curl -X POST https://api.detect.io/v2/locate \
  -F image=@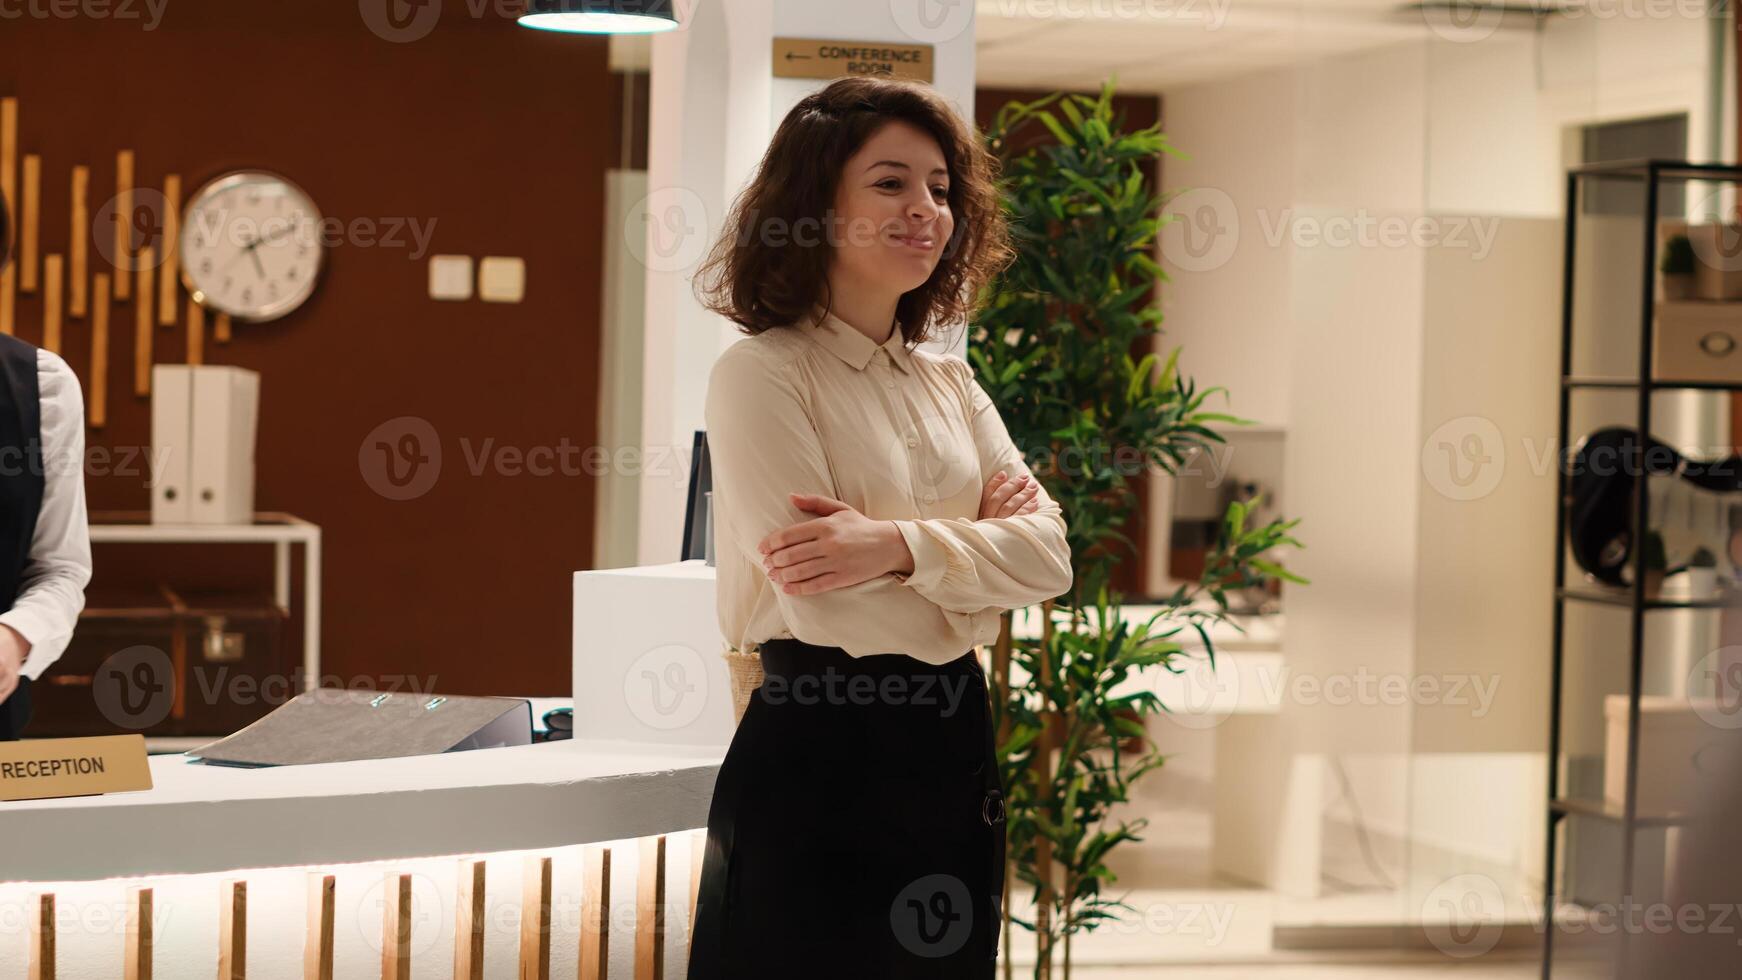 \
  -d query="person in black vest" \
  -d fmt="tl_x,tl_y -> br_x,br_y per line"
0,191 -> 92,740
